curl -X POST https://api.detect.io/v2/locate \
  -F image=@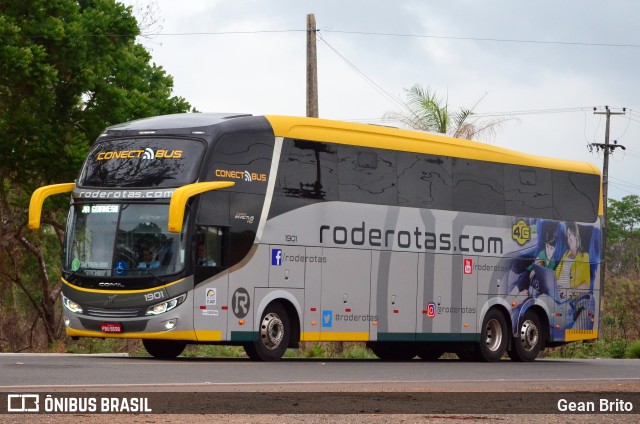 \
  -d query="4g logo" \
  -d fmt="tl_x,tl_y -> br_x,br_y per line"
512,220 -> 531,246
